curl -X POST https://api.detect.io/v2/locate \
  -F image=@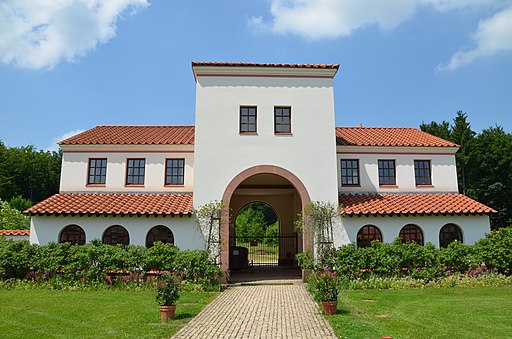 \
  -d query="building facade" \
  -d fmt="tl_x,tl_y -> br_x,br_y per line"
26,62 -> 495,275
